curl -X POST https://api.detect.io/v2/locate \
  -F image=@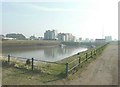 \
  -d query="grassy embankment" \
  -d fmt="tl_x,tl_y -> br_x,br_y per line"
1,40 -> 108,85
2,39 -> 60,45
2,40 -> 61,51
